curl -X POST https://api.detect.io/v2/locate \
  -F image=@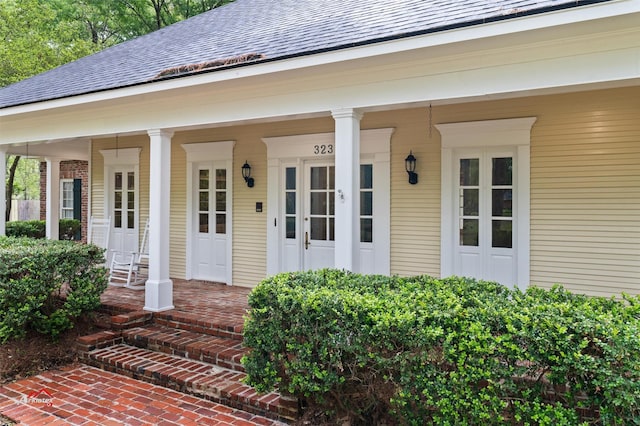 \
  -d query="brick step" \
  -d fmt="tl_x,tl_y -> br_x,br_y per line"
122,324 -> 247,372
84,344 -> 297,422
153,310 -> 244,341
